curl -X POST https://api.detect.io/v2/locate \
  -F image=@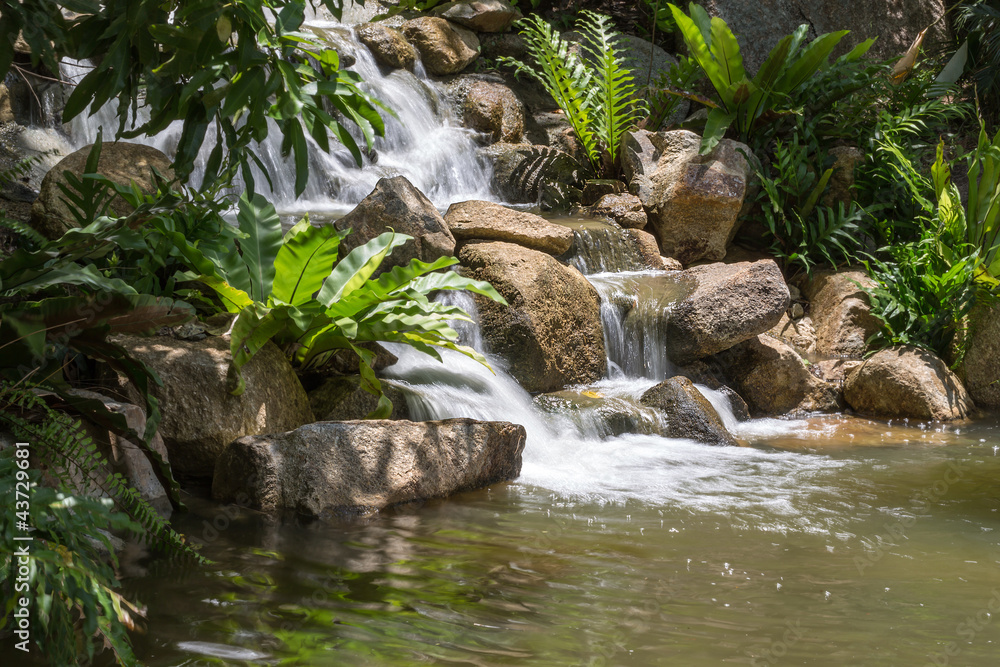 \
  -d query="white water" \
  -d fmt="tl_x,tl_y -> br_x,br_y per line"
56,9 -> 494,212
